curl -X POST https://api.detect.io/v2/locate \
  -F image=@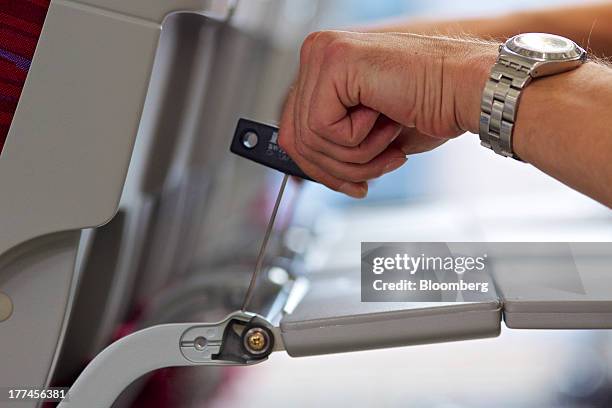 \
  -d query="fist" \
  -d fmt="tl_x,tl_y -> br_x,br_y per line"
278,31 -> 493,197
